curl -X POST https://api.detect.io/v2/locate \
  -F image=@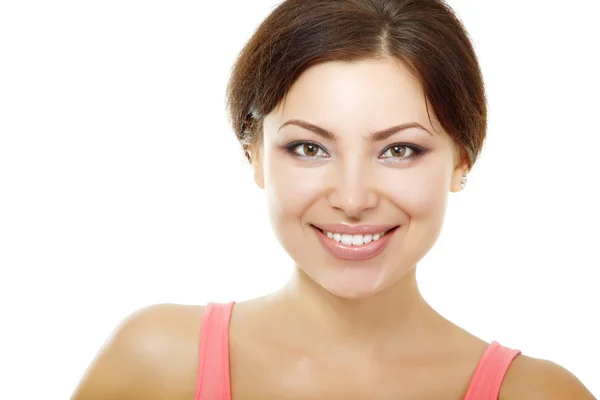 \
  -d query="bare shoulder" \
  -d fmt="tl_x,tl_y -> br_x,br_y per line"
500,354 -> 596,399
71,303 -> 206,400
